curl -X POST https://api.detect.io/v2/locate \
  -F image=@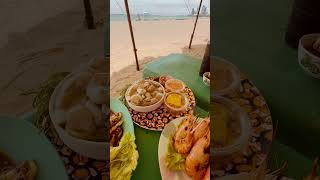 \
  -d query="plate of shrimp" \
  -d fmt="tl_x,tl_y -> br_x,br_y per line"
158,115 -> 211,180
